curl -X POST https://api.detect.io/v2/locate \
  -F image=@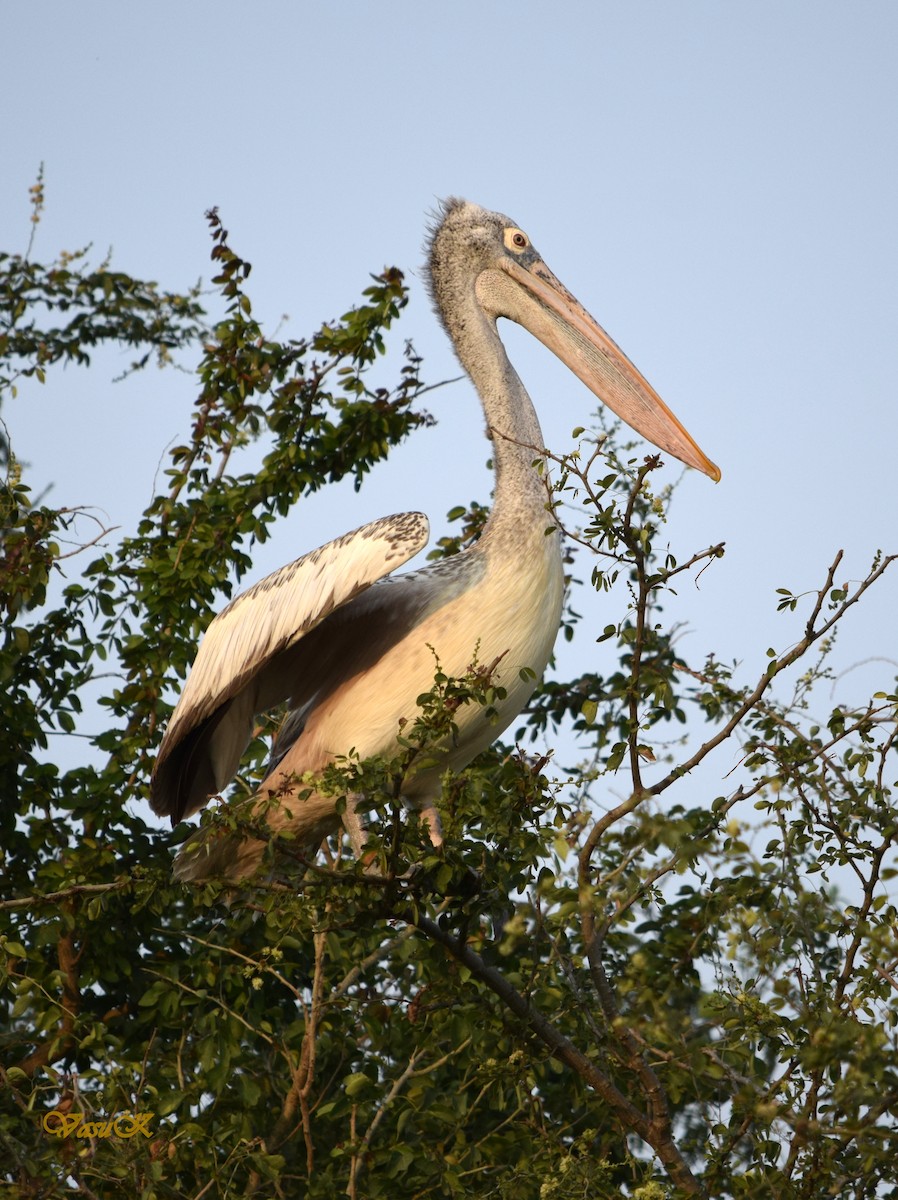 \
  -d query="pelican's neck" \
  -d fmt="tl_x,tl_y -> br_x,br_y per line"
445,298 -> 554,544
